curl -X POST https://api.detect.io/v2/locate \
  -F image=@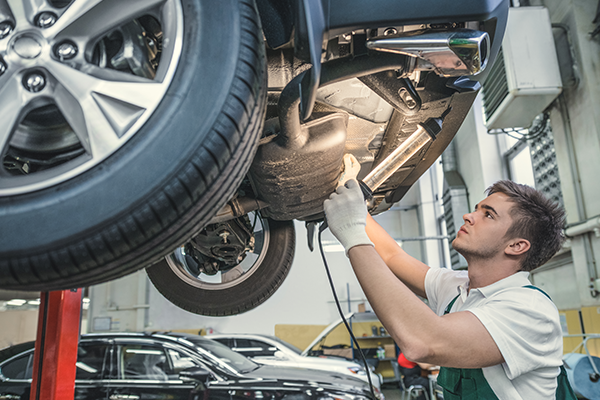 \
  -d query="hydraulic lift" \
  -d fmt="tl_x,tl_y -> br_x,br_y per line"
30,289 -> 83,400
